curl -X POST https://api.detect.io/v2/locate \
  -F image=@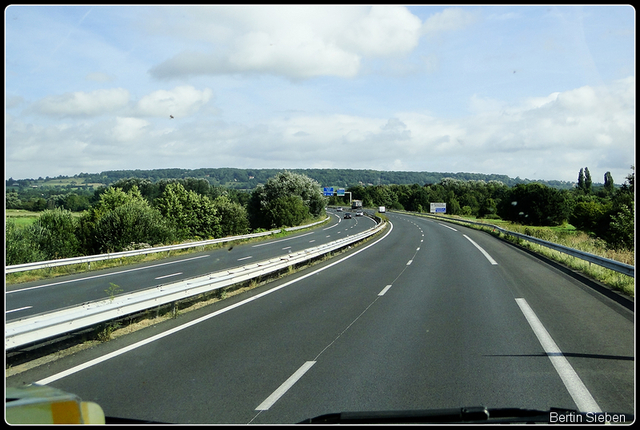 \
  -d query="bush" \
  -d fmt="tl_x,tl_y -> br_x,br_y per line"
5,219 -> 47,265
32,208 -> 81,259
